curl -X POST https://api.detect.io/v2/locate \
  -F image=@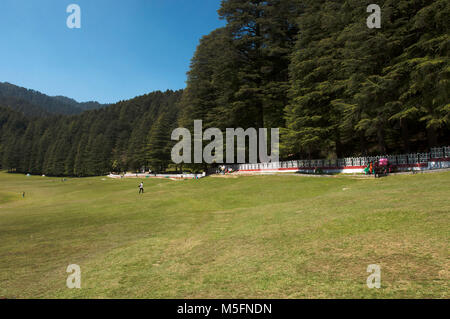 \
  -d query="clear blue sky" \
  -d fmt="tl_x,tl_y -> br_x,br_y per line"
0,0 -> 225,103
